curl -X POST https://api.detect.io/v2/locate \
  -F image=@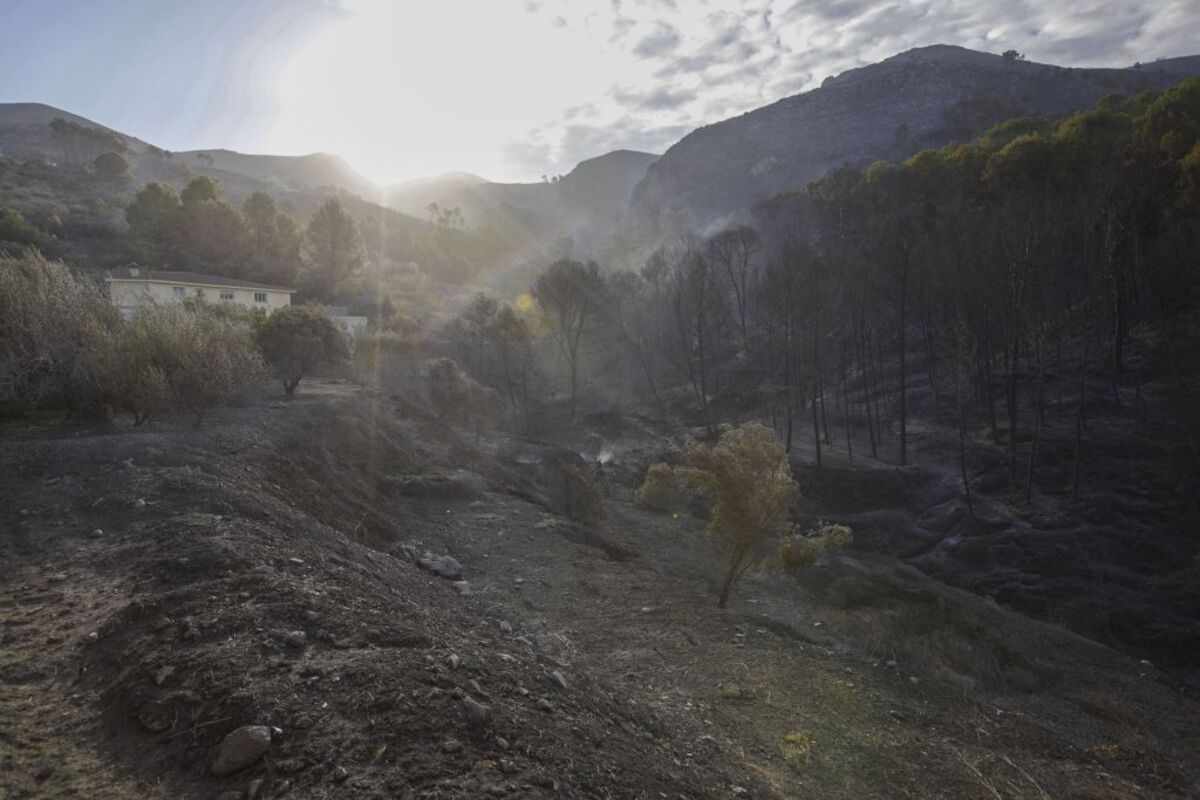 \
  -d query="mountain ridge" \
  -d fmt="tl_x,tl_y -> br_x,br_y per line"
627,44 -> 1200,244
